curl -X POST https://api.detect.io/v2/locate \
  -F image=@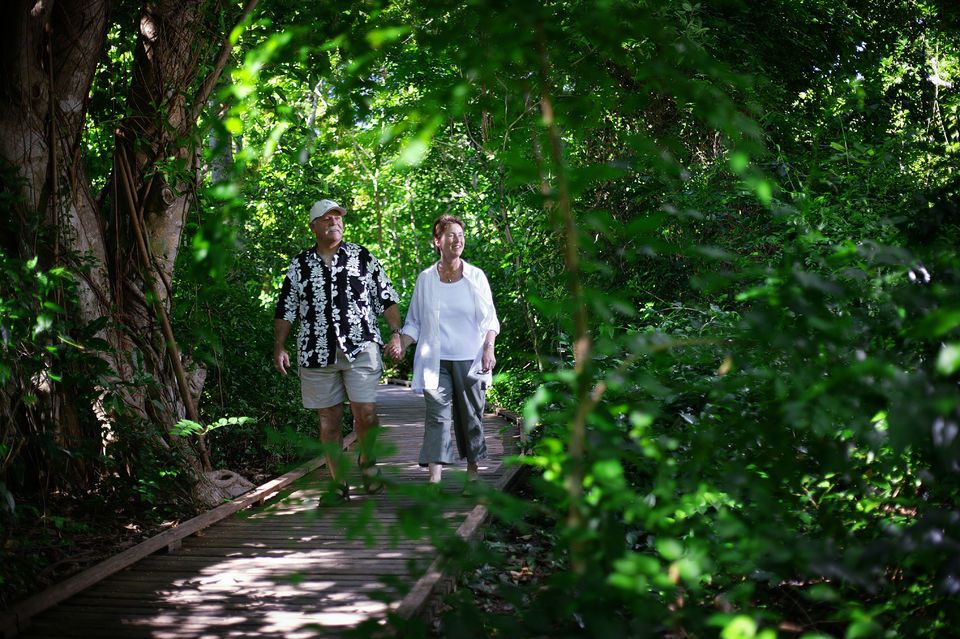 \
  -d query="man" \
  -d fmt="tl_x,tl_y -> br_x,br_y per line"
274,199 -> 403,505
